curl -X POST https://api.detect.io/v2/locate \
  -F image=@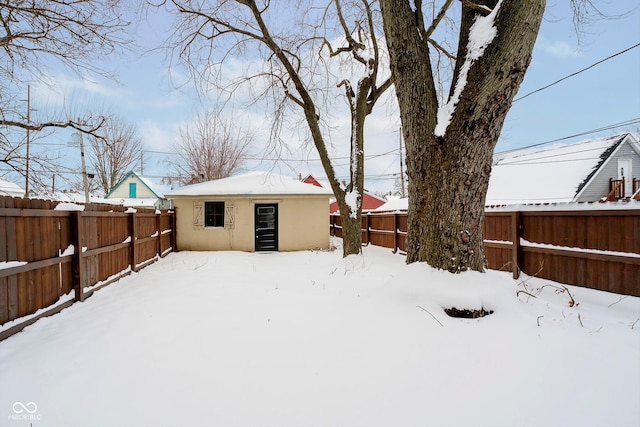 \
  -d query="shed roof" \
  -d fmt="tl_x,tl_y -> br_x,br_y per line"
485,133 -> 635,205
166,171 -> 334,197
